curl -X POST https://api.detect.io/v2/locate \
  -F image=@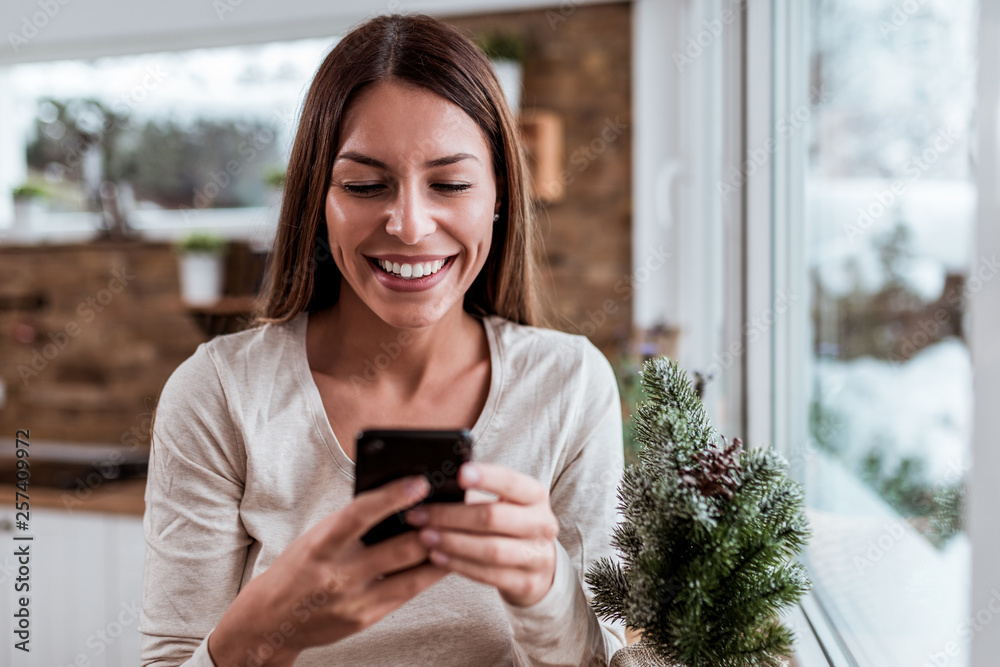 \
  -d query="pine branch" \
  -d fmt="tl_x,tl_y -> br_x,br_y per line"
586,556 -> 630,623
